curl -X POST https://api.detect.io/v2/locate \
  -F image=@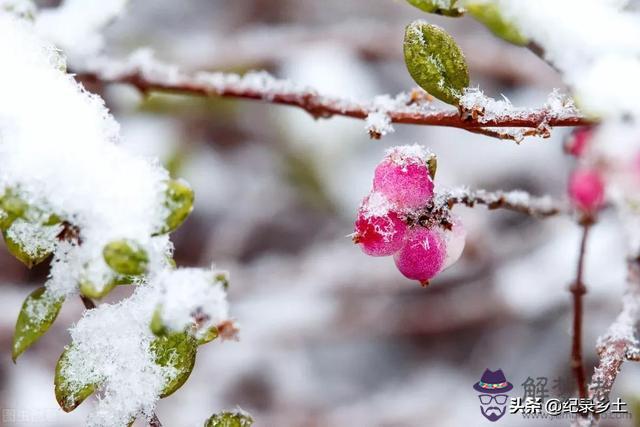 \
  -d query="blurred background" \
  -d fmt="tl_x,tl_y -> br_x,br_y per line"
1,0 -> 638,426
